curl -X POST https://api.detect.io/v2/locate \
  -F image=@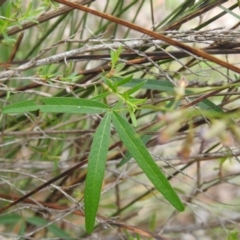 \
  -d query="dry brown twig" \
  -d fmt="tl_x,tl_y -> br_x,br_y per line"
53,0 -> 240,75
